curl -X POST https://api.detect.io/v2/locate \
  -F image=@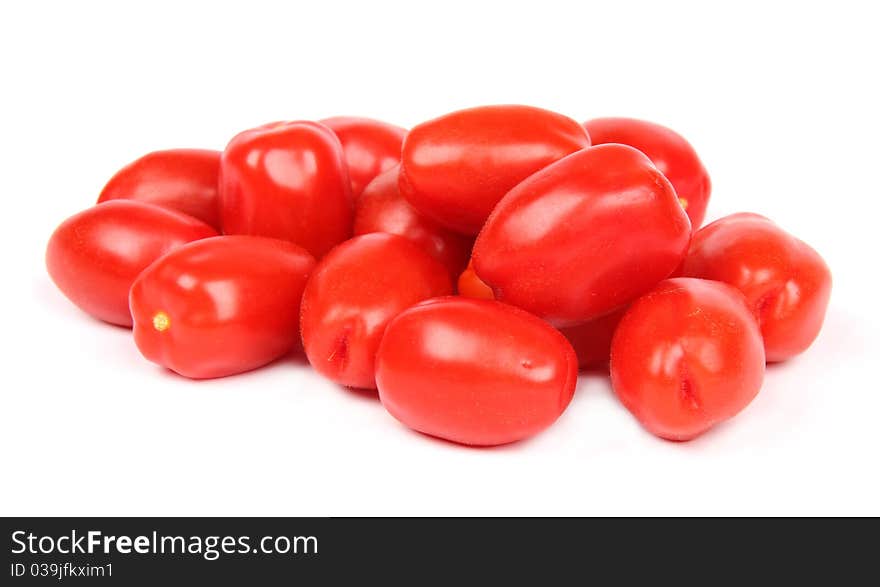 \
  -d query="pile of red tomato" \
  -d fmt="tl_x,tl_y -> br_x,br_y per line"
46,106 -> 832,445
